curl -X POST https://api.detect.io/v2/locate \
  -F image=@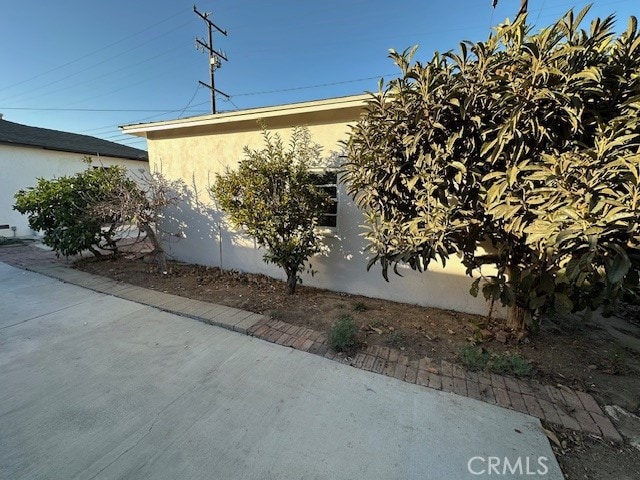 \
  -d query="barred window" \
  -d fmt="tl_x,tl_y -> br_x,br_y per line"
310,171 -> 338,228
